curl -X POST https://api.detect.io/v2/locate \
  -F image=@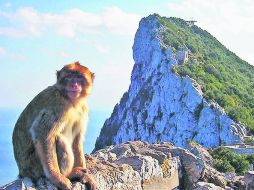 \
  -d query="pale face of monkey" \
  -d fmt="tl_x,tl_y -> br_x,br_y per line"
63,73 -> 86,101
